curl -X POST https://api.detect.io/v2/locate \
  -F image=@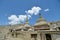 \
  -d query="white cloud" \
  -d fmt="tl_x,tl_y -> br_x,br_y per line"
19,15 -> 31,21
8,15 -> 20,25
25,6 -> 41,15
27,15 -> 31,19
8,21 -> 20,25
8,15 -> 31,25
19,15 -> 27,22
8,15 -> 19,22
44,8 -> 49,12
